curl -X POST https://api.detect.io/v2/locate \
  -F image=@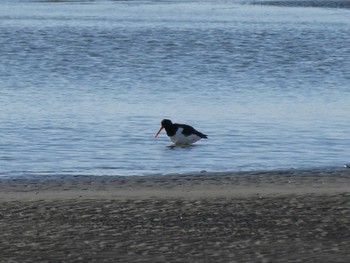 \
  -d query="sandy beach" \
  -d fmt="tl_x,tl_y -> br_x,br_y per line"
1,169 -> 350,262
